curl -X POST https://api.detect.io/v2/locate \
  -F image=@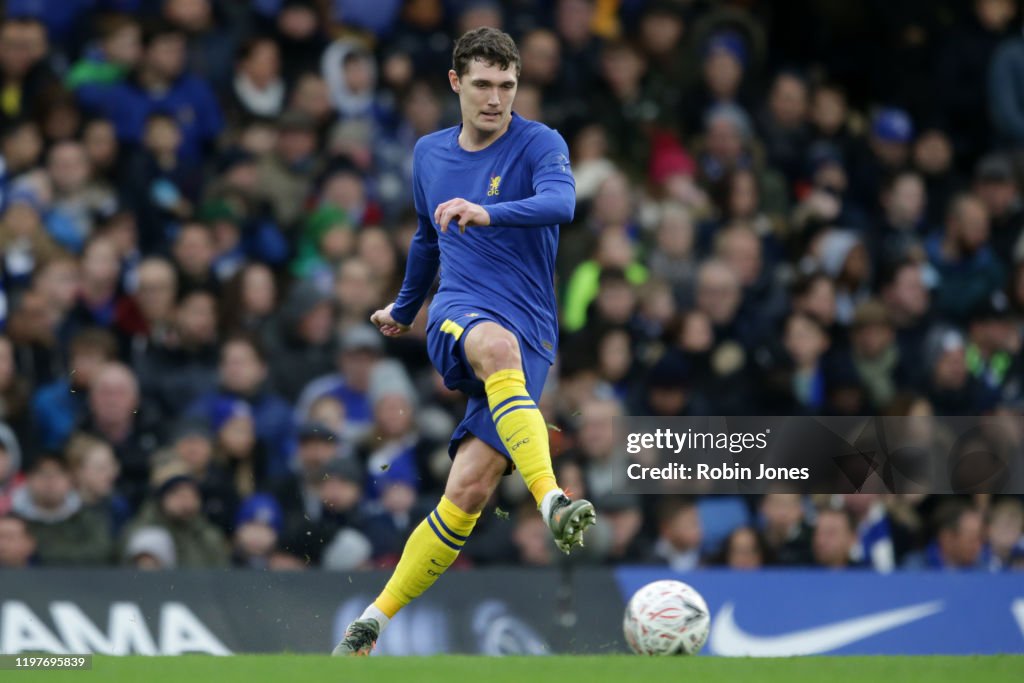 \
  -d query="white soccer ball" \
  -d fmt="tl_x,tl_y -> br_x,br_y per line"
623,580 -> 711,656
